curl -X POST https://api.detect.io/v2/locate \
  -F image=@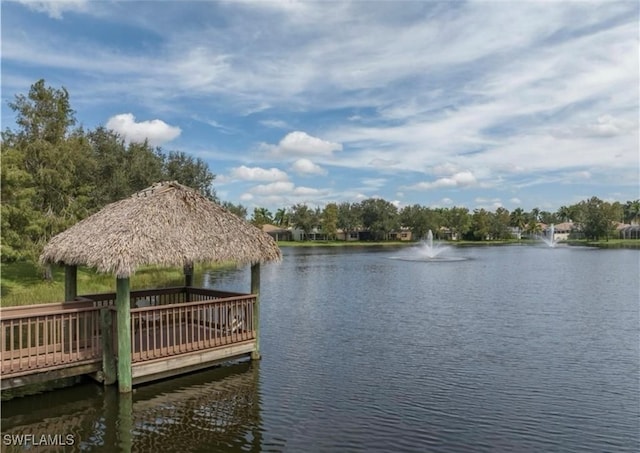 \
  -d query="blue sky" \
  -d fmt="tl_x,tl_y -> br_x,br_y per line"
2,1 -> 639,213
